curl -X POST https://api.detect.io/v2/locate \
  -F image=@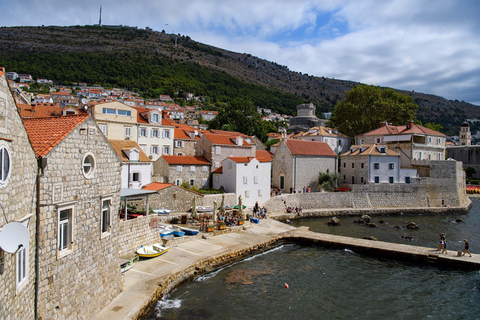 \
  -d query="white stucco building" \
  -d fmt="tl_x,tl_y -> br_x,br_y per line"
212,157 -> 271,206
